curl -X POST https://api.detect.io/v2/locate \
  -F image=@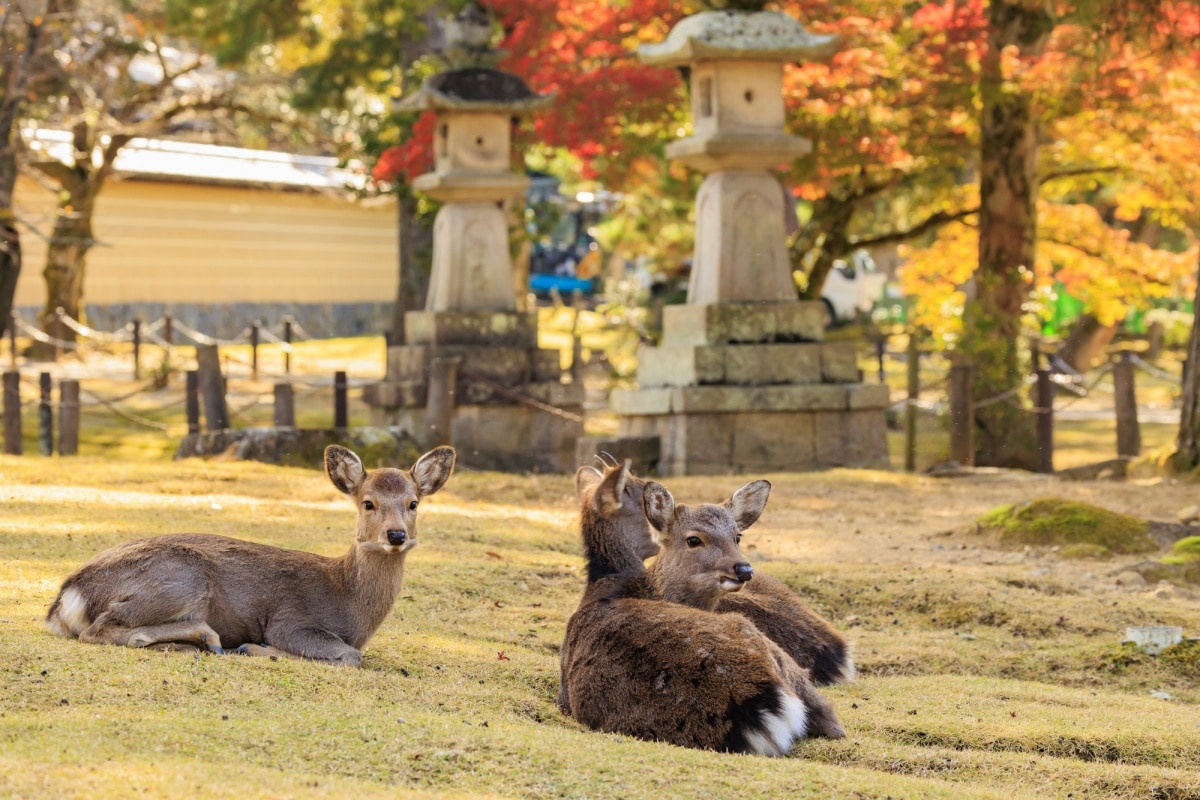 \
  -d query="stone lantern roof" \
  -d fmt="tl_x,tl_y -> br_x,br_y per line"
638,10 -> 837,66
394,67 -> 554,114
